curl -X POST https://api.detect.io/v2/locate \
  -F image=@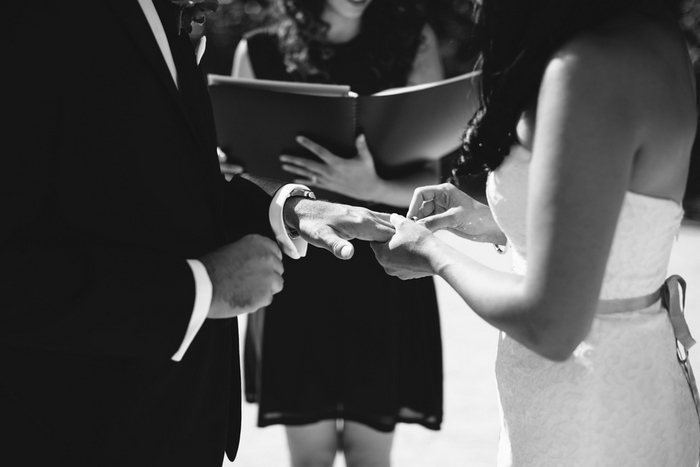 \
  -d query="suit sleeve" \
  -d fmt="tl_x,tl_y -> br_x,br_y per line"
221,173 -> 284,243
